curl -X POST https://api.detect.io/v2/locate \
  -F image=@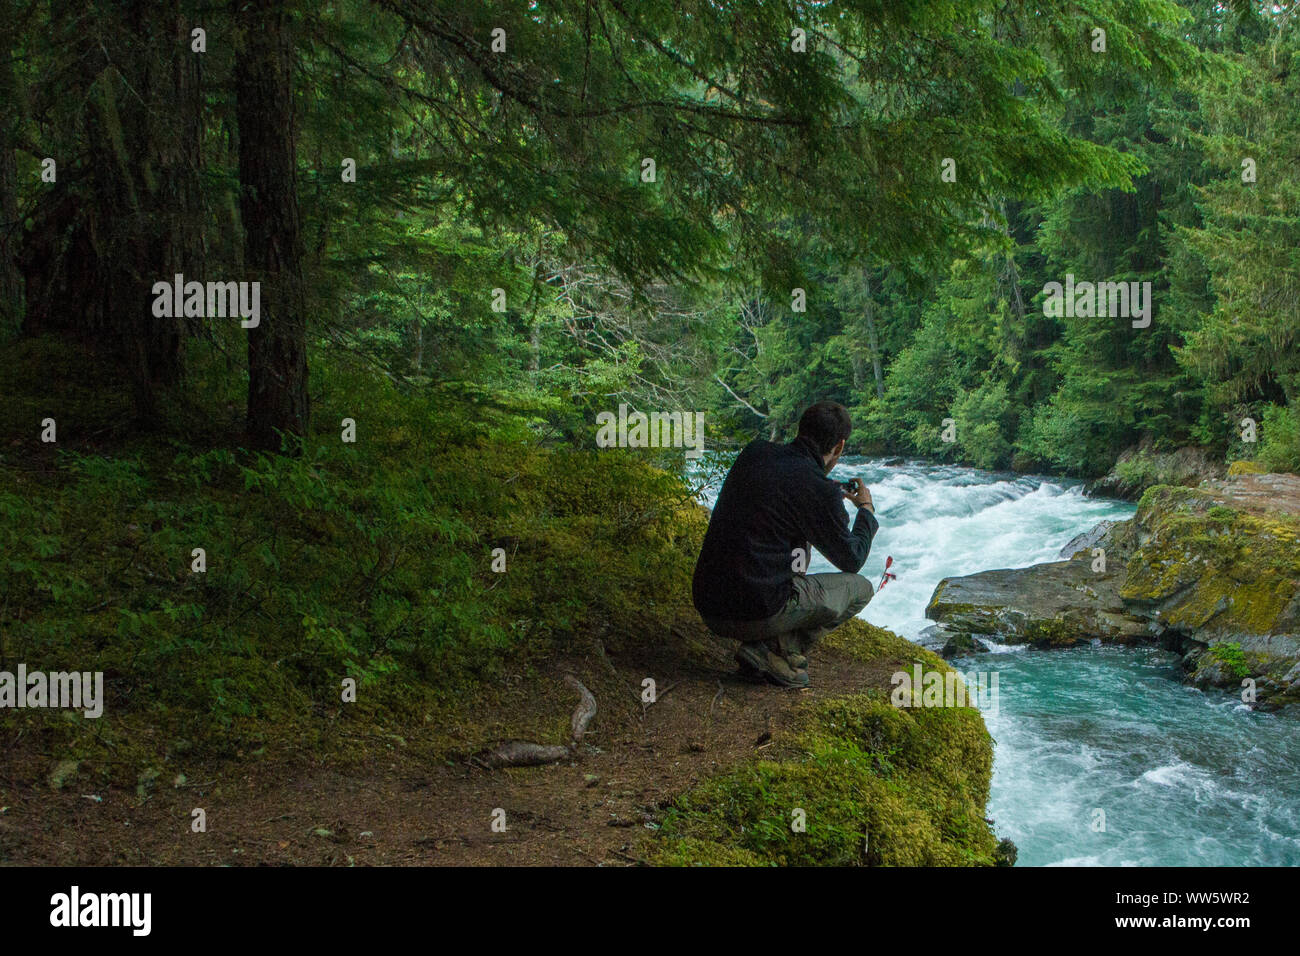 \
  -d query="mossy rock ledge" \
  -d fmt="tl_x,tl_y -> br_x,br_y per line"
653,618 -> 1012,867
925,473 -> 1300,712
